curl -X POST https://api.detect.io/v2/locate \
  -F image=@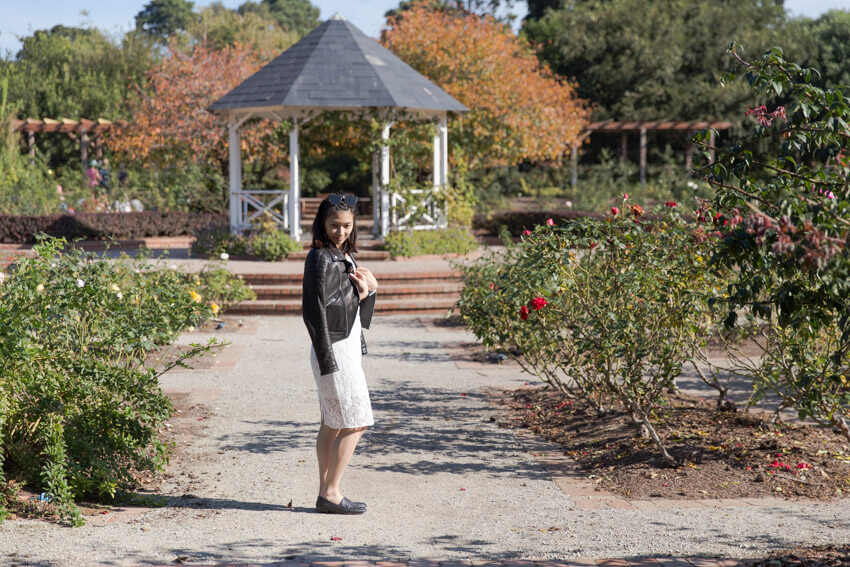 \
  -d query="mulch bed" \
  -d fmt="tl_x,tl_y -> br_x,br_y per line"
754,544 -> 850,566
497,386 -> 850,501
